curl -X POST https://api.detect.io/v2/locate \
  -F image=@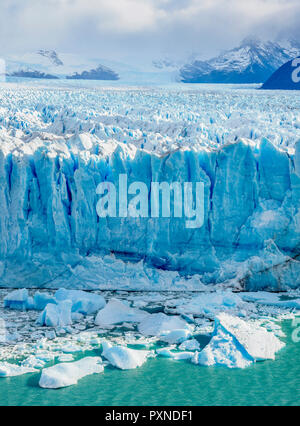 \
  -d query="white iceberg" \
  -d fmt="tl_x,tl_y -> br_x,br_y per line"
159,329 -> 192,345
216,313 -> 285,361
39,357 -> 104,389
179,339 -> 200,351
37,301 -> 72,328
21,356 -> 46,370
138,313 -> 191,337
193,313 -> 285,369
242,292 -> 300,310
0,362 -> 37,377
156,348 -> 194,360
101,341 -> 150,370
178,292 -> 245,318
4,289 -> 29,311
95,299 -> 149,327
55,288 -> 106,315
193,326 -> 253,369
33,292 -> 57,311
